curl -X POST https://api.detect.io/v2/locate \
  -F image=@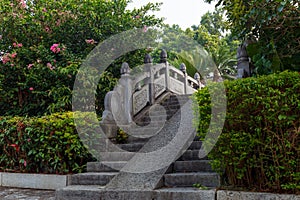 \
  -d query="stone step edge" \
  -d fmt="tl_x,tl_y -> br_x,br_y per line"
55,185 -> 299,200
0,172 -> 69,190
